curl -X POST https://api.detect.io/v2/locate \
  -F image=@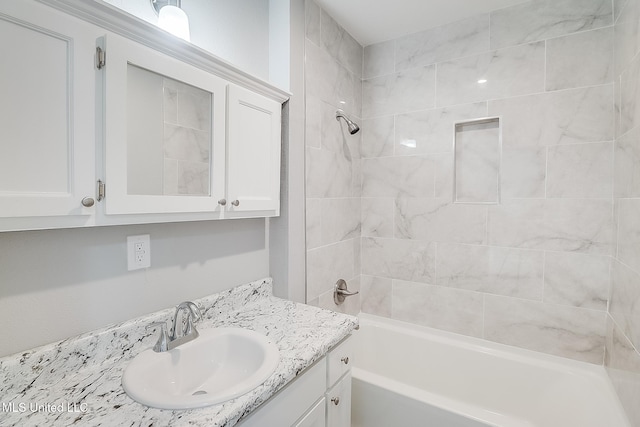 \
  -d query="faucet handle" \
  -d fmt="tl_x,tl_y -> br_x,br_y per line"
146,321 -> 169,352
184,301 -> 202,321
183,302 -> 202,336
185,319 -> 198,336
172,301 -> 203,339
